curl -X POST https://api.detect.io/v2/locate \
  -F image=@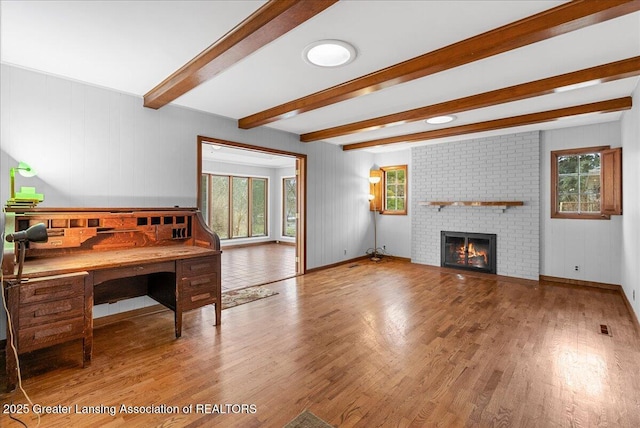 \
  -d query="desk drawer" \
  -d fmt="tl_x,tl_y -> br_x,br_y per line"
20,273 -> 87,304
93,260 -> 175,284
18,317 -> 85,352
180,273 -> 219,311
19,296 -> 85,328
179,257 -> 217,278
